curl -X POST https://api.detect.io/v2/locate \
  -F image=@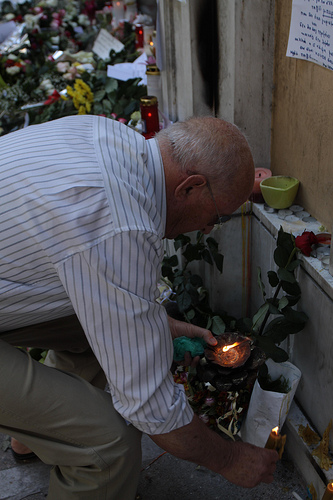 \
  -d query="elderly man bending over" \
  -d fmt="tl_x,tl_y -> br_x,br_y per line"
0,115 -> 278,499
